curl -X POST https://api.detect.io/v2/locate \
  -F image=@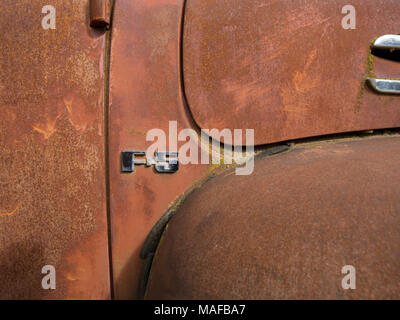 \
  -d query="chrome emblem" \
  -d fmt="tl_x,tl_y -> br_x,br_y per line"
121,151 -> 179,173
